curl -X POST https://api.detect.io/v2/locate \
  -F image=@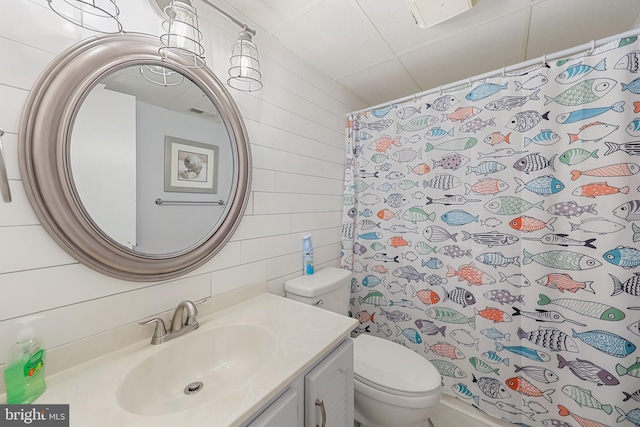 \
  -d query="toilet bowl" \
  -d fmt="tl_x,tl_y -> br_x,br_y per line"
284,267 -> 442,427
353,333 -> 442,427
